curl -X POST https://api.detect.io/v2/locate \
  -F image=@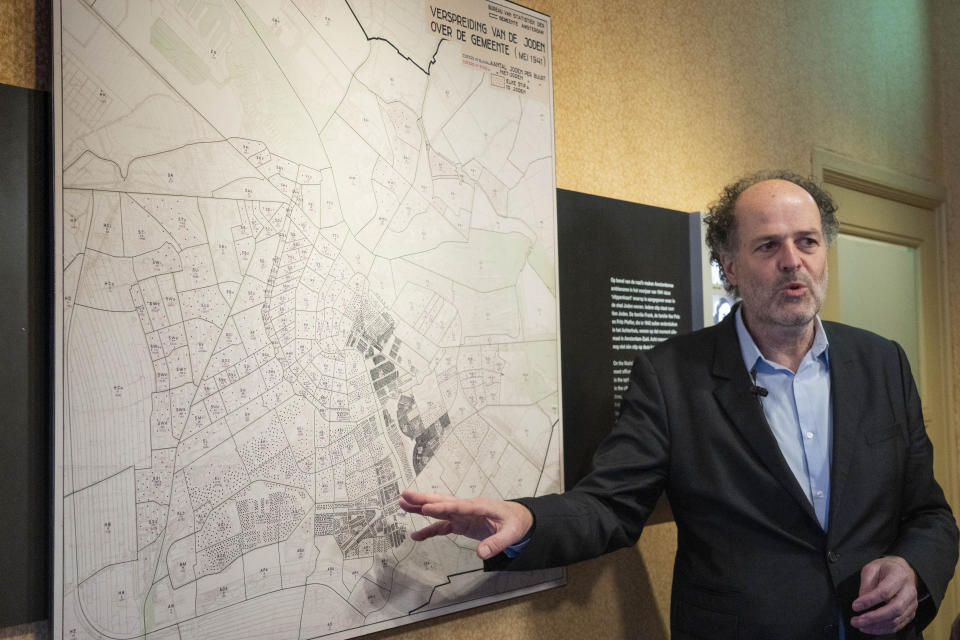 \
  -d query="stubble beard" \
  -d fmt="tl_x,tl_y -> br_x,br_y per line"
741,267 -> 828,329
